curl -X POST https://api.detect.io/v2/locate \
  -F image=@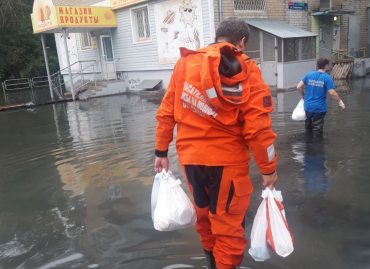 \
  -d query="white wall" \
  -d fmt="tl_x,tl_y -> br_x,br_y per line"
277,60 -> 316,88
111,0 -> 212,72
